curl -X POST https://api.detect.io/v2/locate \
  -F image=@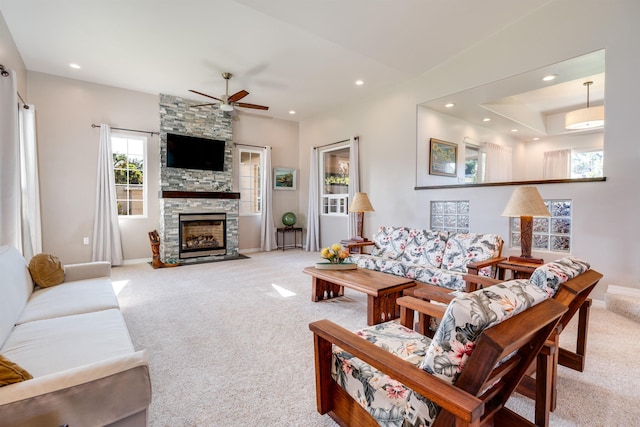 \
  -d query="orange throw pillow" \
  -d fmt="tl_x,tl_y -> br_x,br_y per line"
28,253 -> 65,288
